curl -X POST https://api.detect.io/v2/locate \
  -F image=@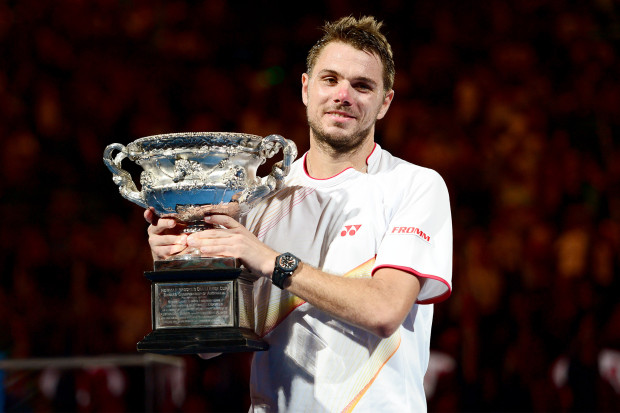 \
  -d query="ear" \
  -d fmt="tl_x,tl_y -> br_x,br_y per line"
376,89 -> 394,120
301,73 -> 309,106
